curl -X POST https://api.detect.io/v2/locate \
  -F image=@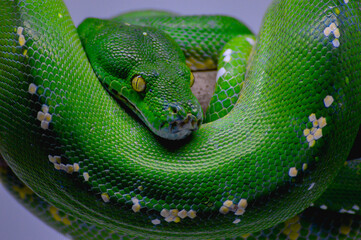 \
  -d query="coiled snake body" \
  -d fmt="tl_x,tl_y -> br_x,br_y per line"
0,0 -> 361,239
